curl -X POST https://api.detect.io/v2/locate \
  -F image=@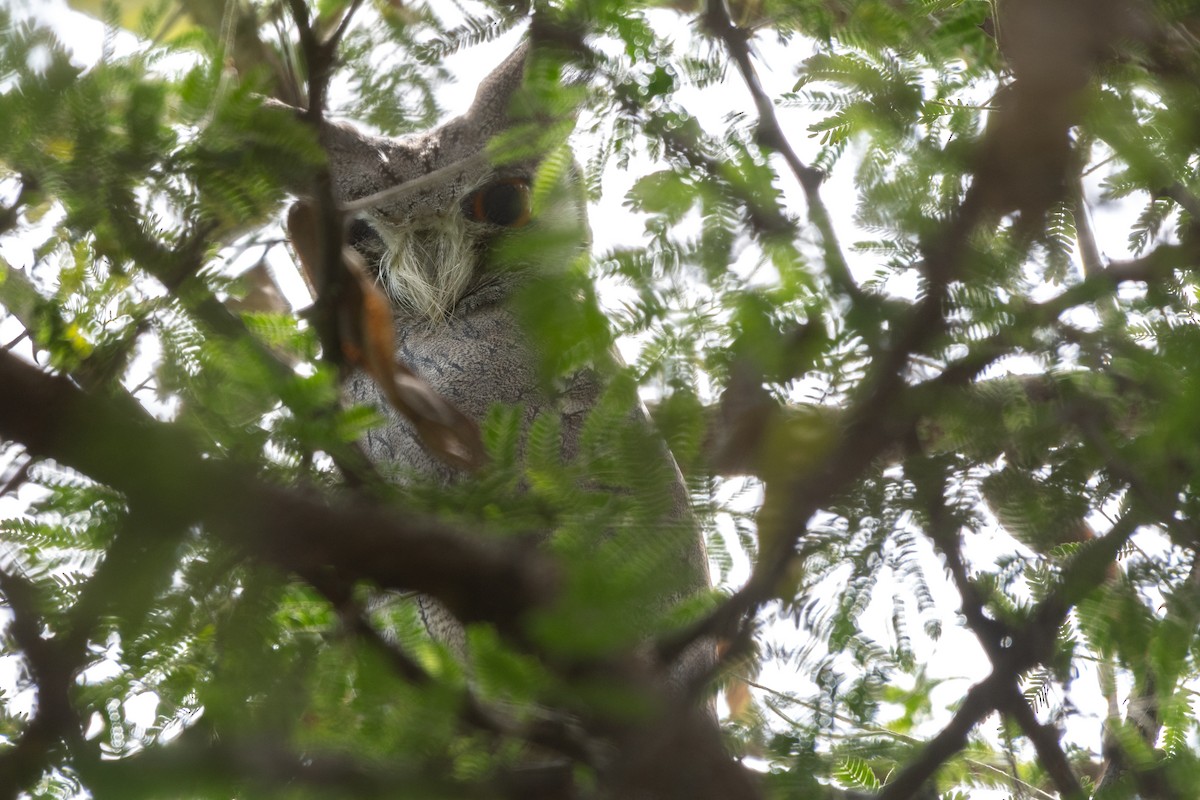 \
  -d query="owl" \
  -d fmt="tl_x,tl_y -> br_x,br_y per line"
310,41 -> 713,689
